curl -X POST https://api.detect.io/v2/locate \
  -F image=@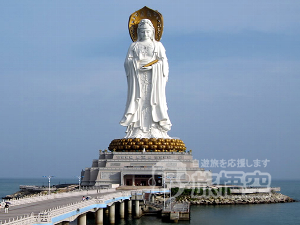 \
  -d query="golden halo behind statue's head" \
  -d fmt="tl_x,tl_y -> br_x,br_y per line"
128,6 -> 164,42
